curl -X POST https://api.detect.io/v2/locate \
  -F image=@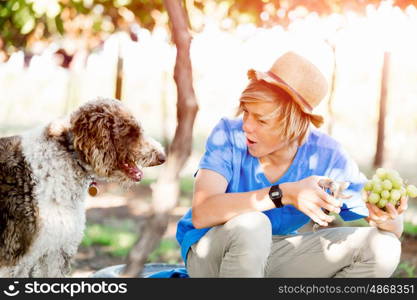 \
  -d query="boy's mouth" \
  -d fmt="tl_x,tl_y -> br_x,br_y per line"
246,137 -> 256,146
